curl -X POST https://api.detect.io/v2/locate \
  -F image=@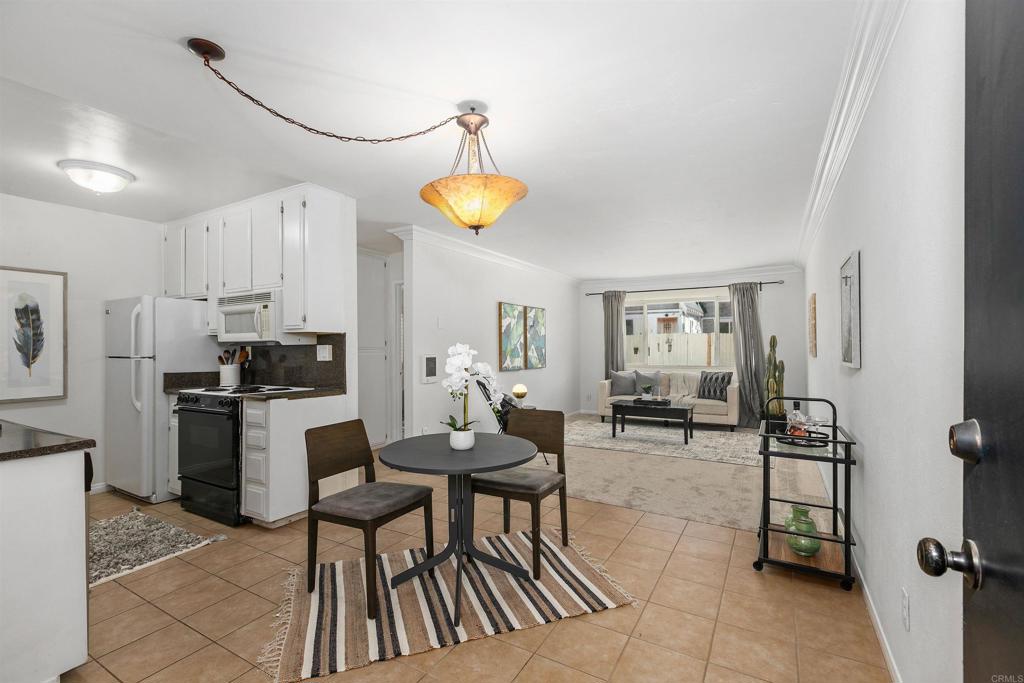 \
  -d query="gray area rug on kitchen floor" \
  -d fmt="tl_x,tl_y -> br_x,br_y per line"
89,509 -> 215,585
